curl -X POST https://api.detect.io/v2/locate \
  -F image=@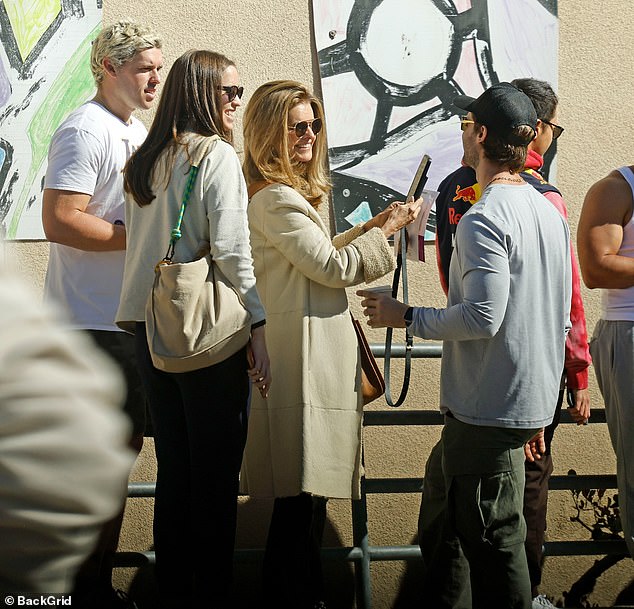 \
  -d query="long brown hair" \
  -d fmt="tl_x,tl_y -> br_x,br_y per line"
124,49 -> 235,206
242,80 -> 331,208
